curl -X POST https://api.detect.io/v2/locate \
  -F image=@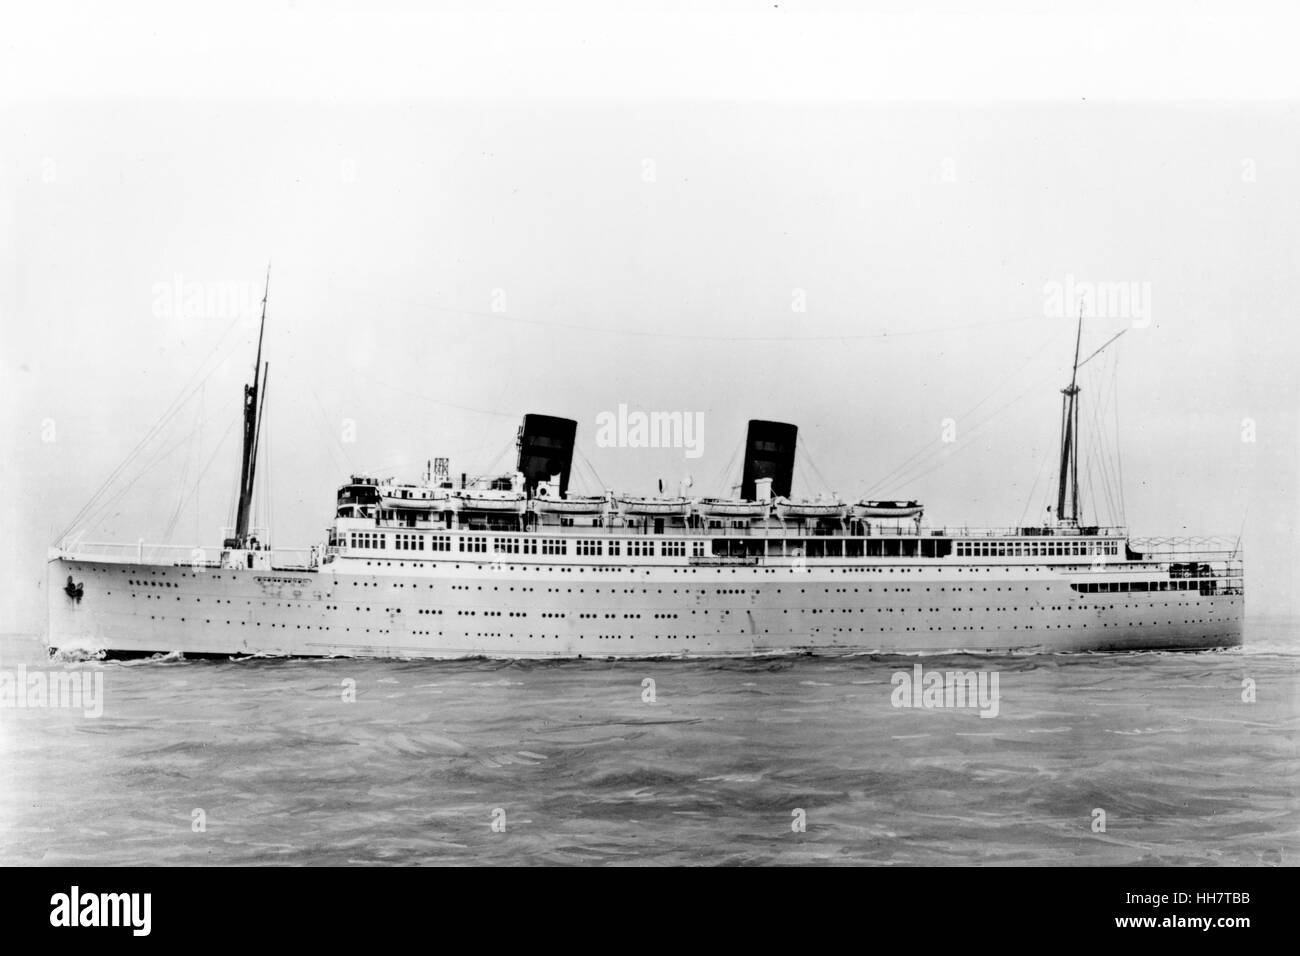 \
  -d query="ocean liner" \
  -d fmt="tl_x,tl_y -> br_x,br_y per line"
46,289 -> 1244,659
